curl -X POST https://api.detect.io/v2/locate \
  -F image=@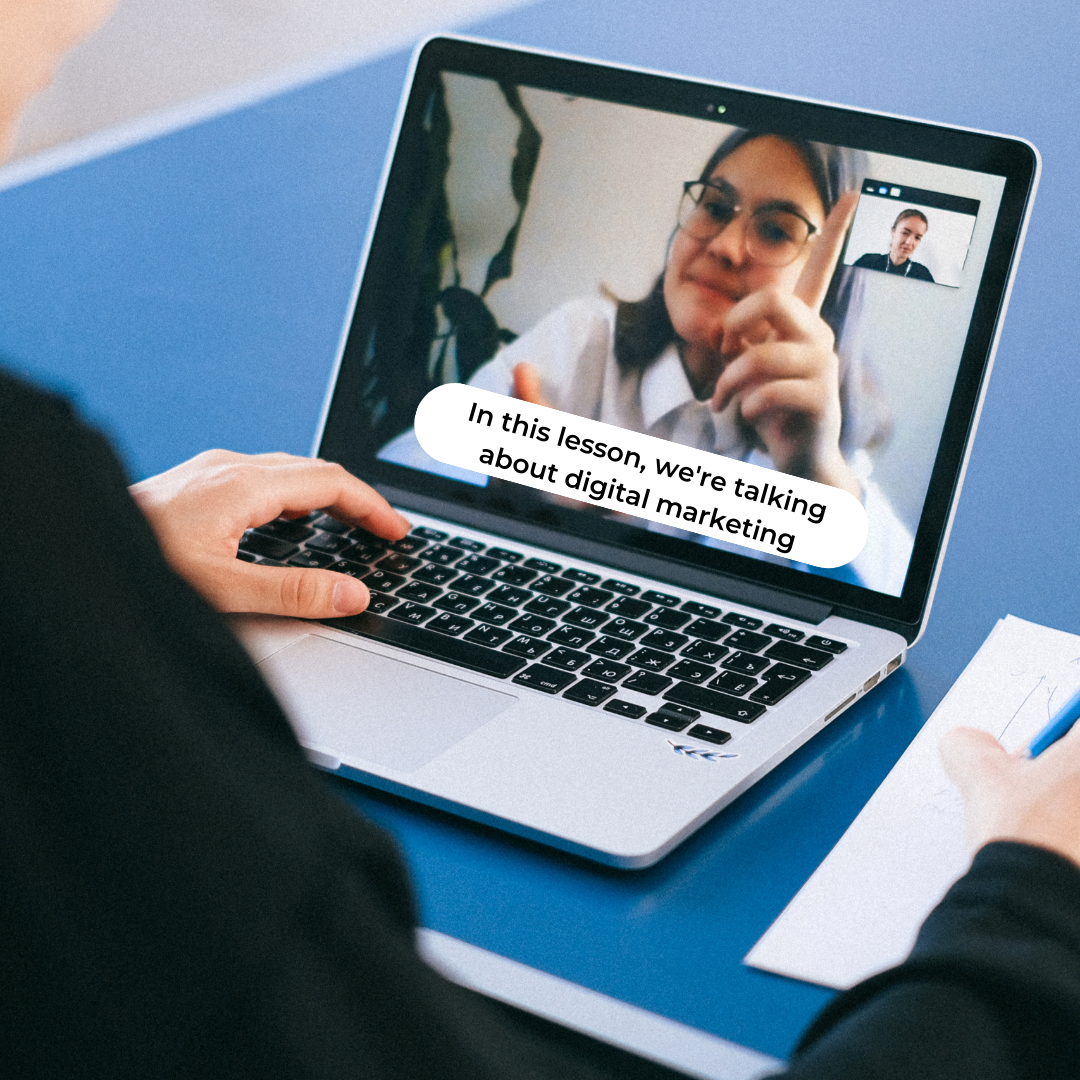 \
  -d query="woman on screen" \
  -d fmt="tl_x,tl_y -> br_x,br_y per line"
382,130 -> 914,594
